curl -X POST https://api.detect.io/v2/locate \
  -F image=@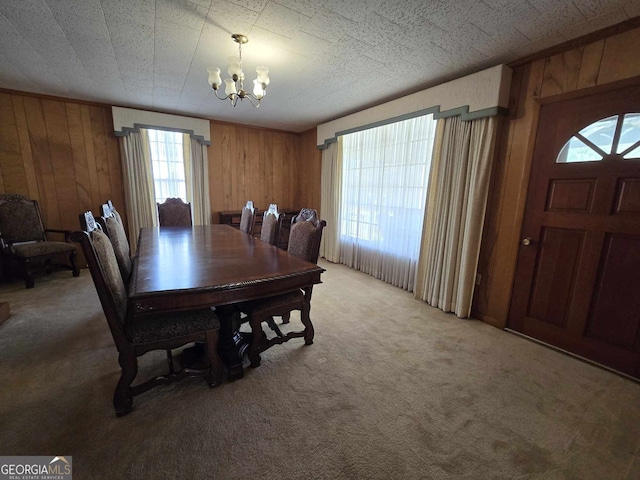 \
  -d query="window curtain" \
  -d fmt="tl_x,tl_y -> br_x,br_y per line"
119,129 -> 156,252
183,134 -> 211,225
319,137 -> 342,262
338,115 -> 437,291
414,115 -> 498,318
